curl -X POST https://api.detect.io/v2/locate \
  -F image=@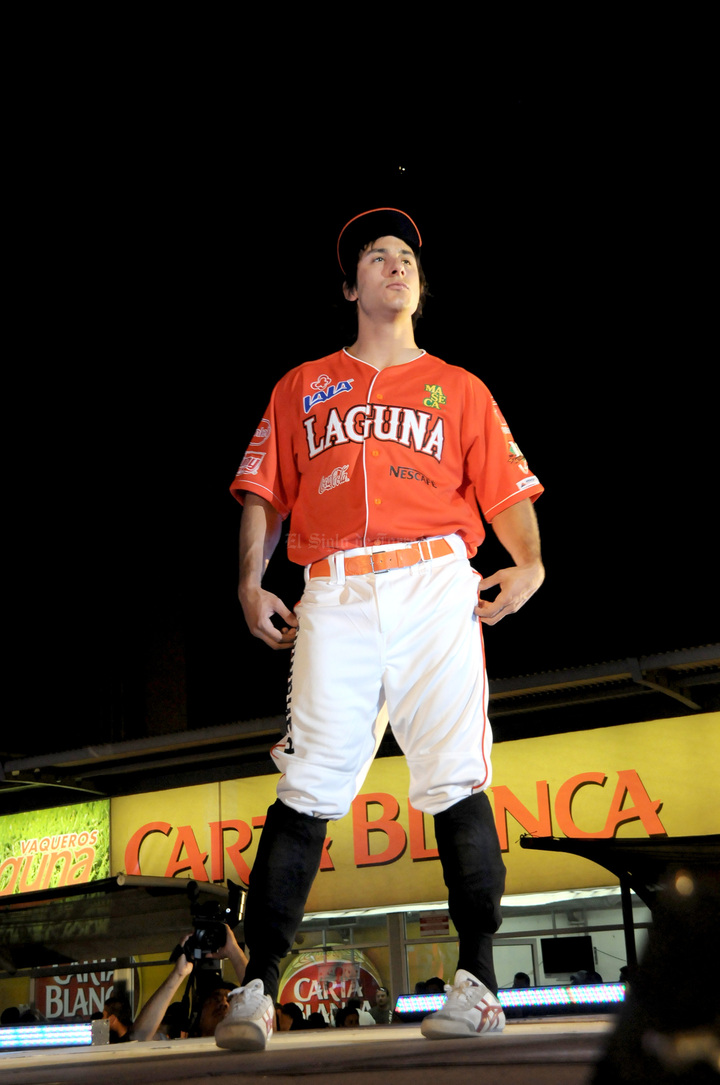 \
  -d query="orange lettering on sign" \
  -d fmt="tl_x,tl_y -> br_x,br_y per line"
119,766 -> 667,884
319,837 -> 335,871
407,802 -> 439,860
0,856 -> 24,896
489,782 -> 553,851
57,849 -> 95,886
352,793 -> 406,867
124,821 -> 172,876
17,853 -> 50,893
603,769 -> 666,838
1,849 -> 97,896
555,771 -> 666,839
209,820 -> 253,883
42,851 -> 74,889
164,825 -> 209,880
555,772 -> 608,838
